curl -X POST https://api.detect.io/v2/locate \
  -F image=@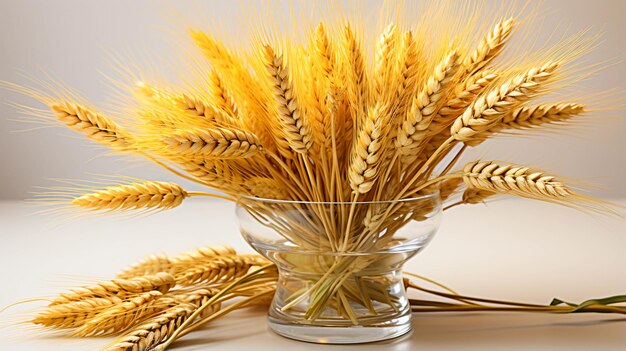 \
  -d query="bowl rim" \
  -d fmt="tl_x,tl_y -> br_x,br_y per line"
236,189 -> 441,205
